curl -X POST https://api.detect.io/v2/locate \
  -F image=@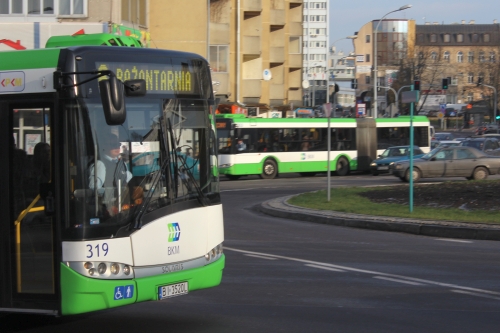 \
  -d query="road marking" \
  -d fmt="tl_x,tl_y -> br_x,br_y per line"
435,239 -> 473,243
305,264 -> 346,272
225,246 -> 500,298
373,276 -> 424,286
244,254 -> 278,260
451,289 -> 500,301
221,186 -> 281,192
